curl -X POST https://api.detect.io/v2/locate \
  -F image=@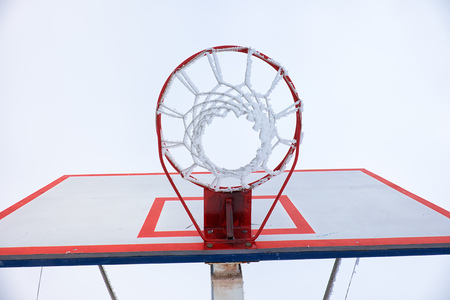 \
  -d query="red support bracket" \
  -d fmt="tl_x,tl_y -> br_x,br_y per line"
204,189 -> 252,243
226,199 -> 234,239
